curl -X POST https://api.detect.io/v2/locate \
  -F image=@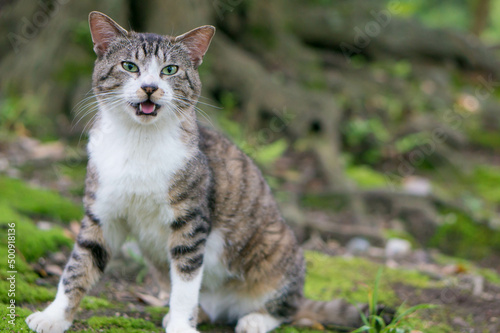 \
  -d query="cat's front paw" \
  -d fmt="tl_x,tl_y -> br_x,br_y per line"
26,310 -> 72,333
165,324 -> 199,333
235,313 -> 281,333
